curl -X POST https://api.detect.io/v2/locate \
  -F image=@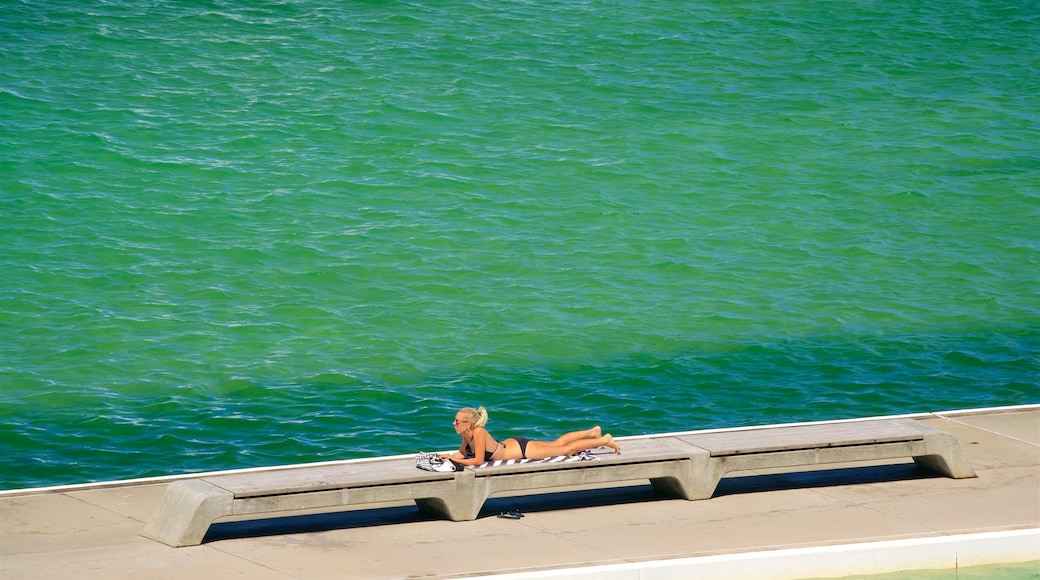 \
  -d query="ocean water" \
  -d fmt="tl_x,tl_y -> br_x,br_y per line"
803,560 -> 1040,579
1,0 -> 1037,490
